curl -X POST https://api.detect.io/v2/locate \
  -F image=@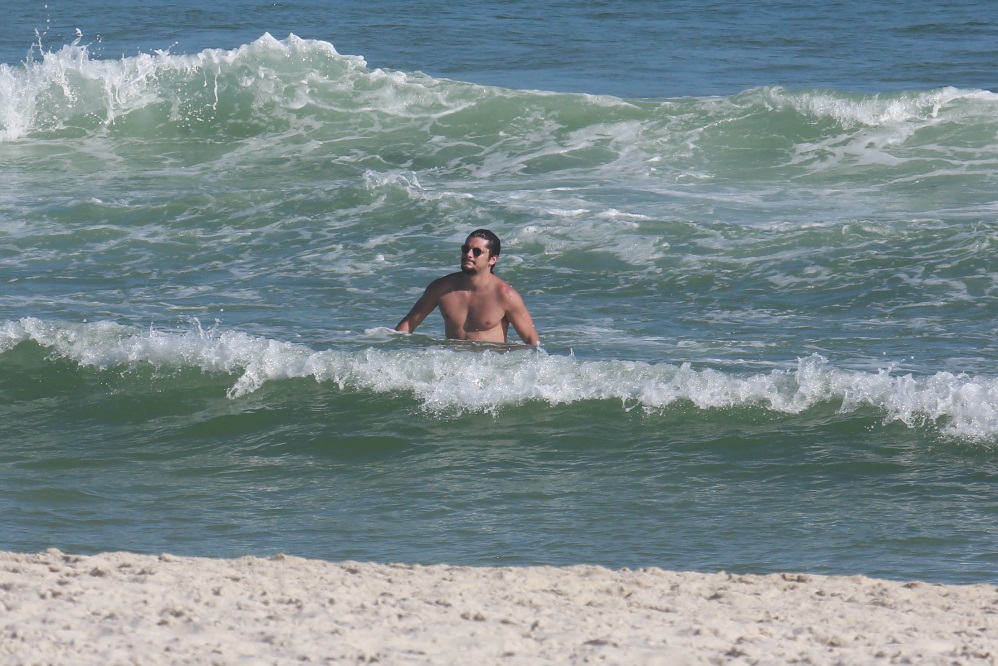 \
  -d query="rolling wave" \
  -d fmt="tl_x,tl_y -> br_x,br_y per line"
3,33 -> 994,248
4,317 -> 996,441
3,33 -> 995,166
